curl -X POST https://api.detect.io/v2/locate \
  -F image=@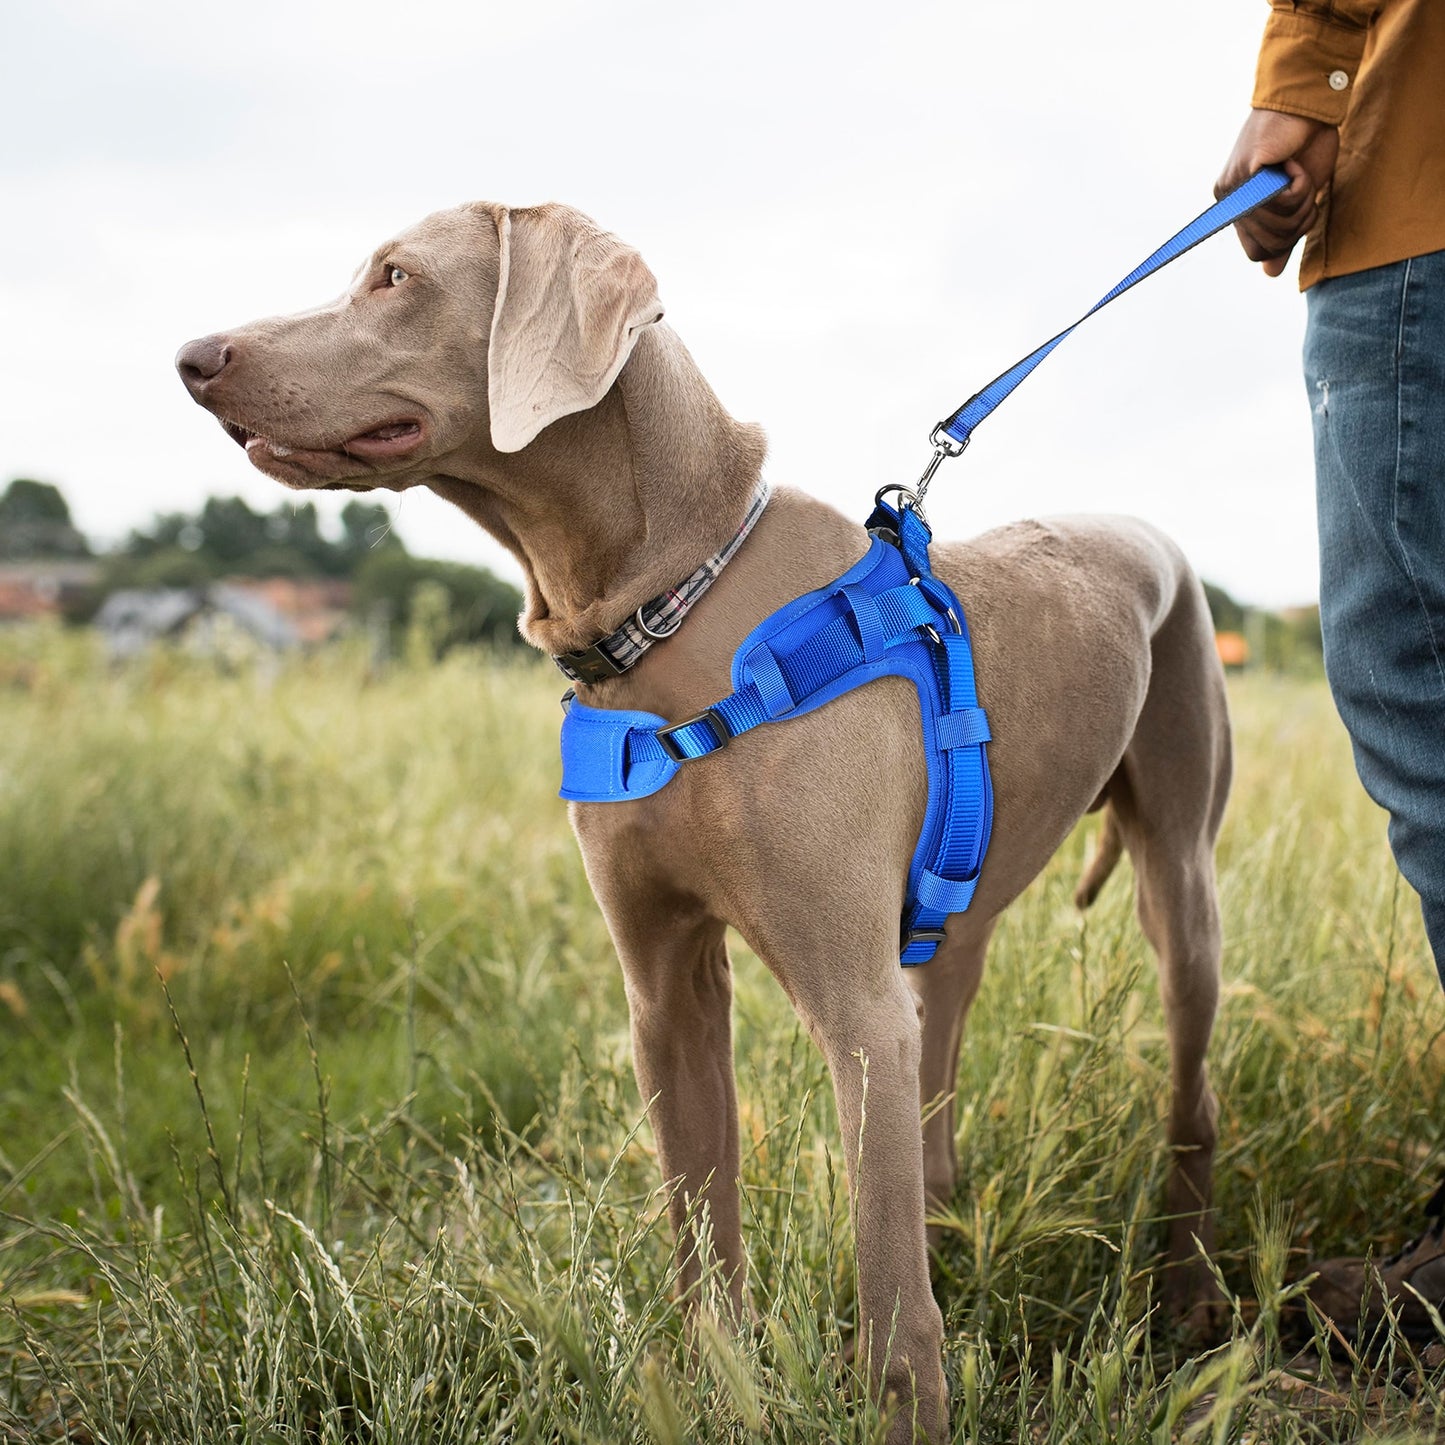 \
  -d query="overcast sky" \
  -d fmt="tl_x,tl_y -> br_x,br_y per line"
1,0 -> 1320,606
